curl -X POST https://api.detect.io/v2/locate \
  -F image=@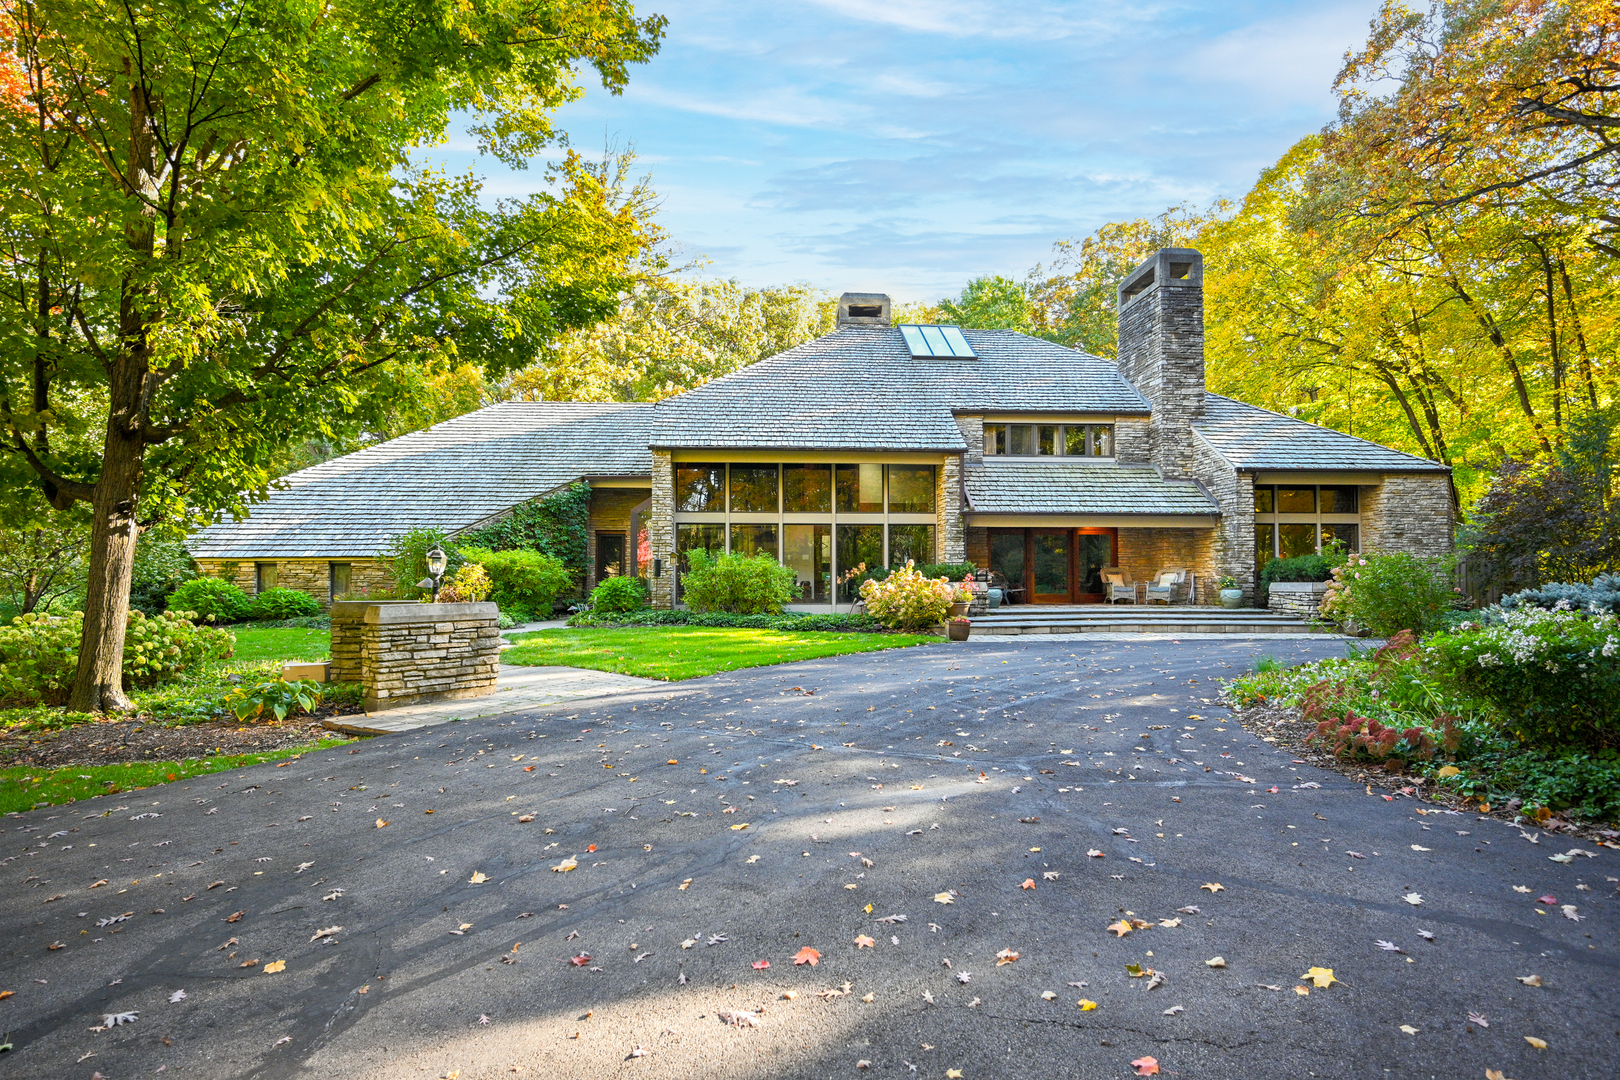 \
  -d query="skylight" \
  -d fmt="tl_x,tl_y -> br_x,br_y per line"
899,324 -> 976,358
